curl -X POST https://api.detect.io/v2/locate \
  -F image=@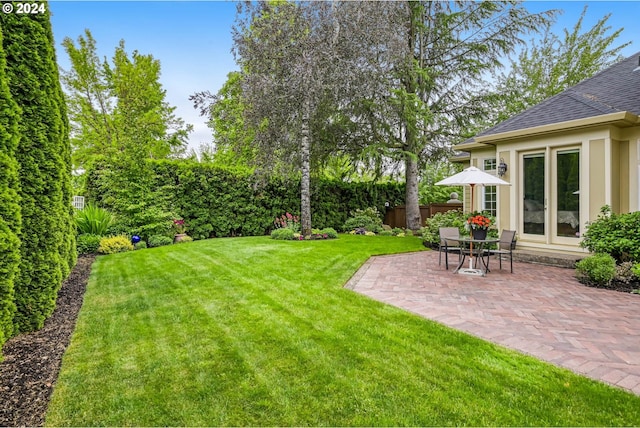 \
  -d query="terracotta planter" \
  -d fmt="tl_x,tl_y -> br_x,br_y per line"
174,233 -> 189,243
